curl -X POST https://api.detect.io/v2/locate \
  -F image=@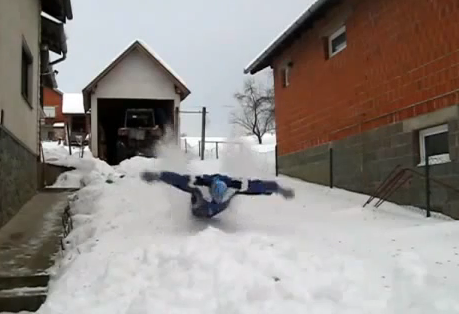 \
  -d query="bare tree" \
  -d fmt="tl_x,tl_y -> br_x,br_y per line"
231,77 -> 275,144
